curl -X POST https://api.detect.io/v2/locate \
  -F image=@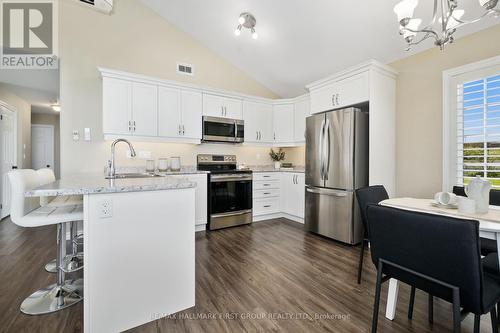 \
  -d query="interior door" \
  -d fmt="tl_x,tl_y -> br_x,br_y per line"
181,90 -> 202,139
324,109 -> 355,190
158,86 -> 181,138
305,113 -> 325,187
31,125 -> 54,170
0,108 -> 15,218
